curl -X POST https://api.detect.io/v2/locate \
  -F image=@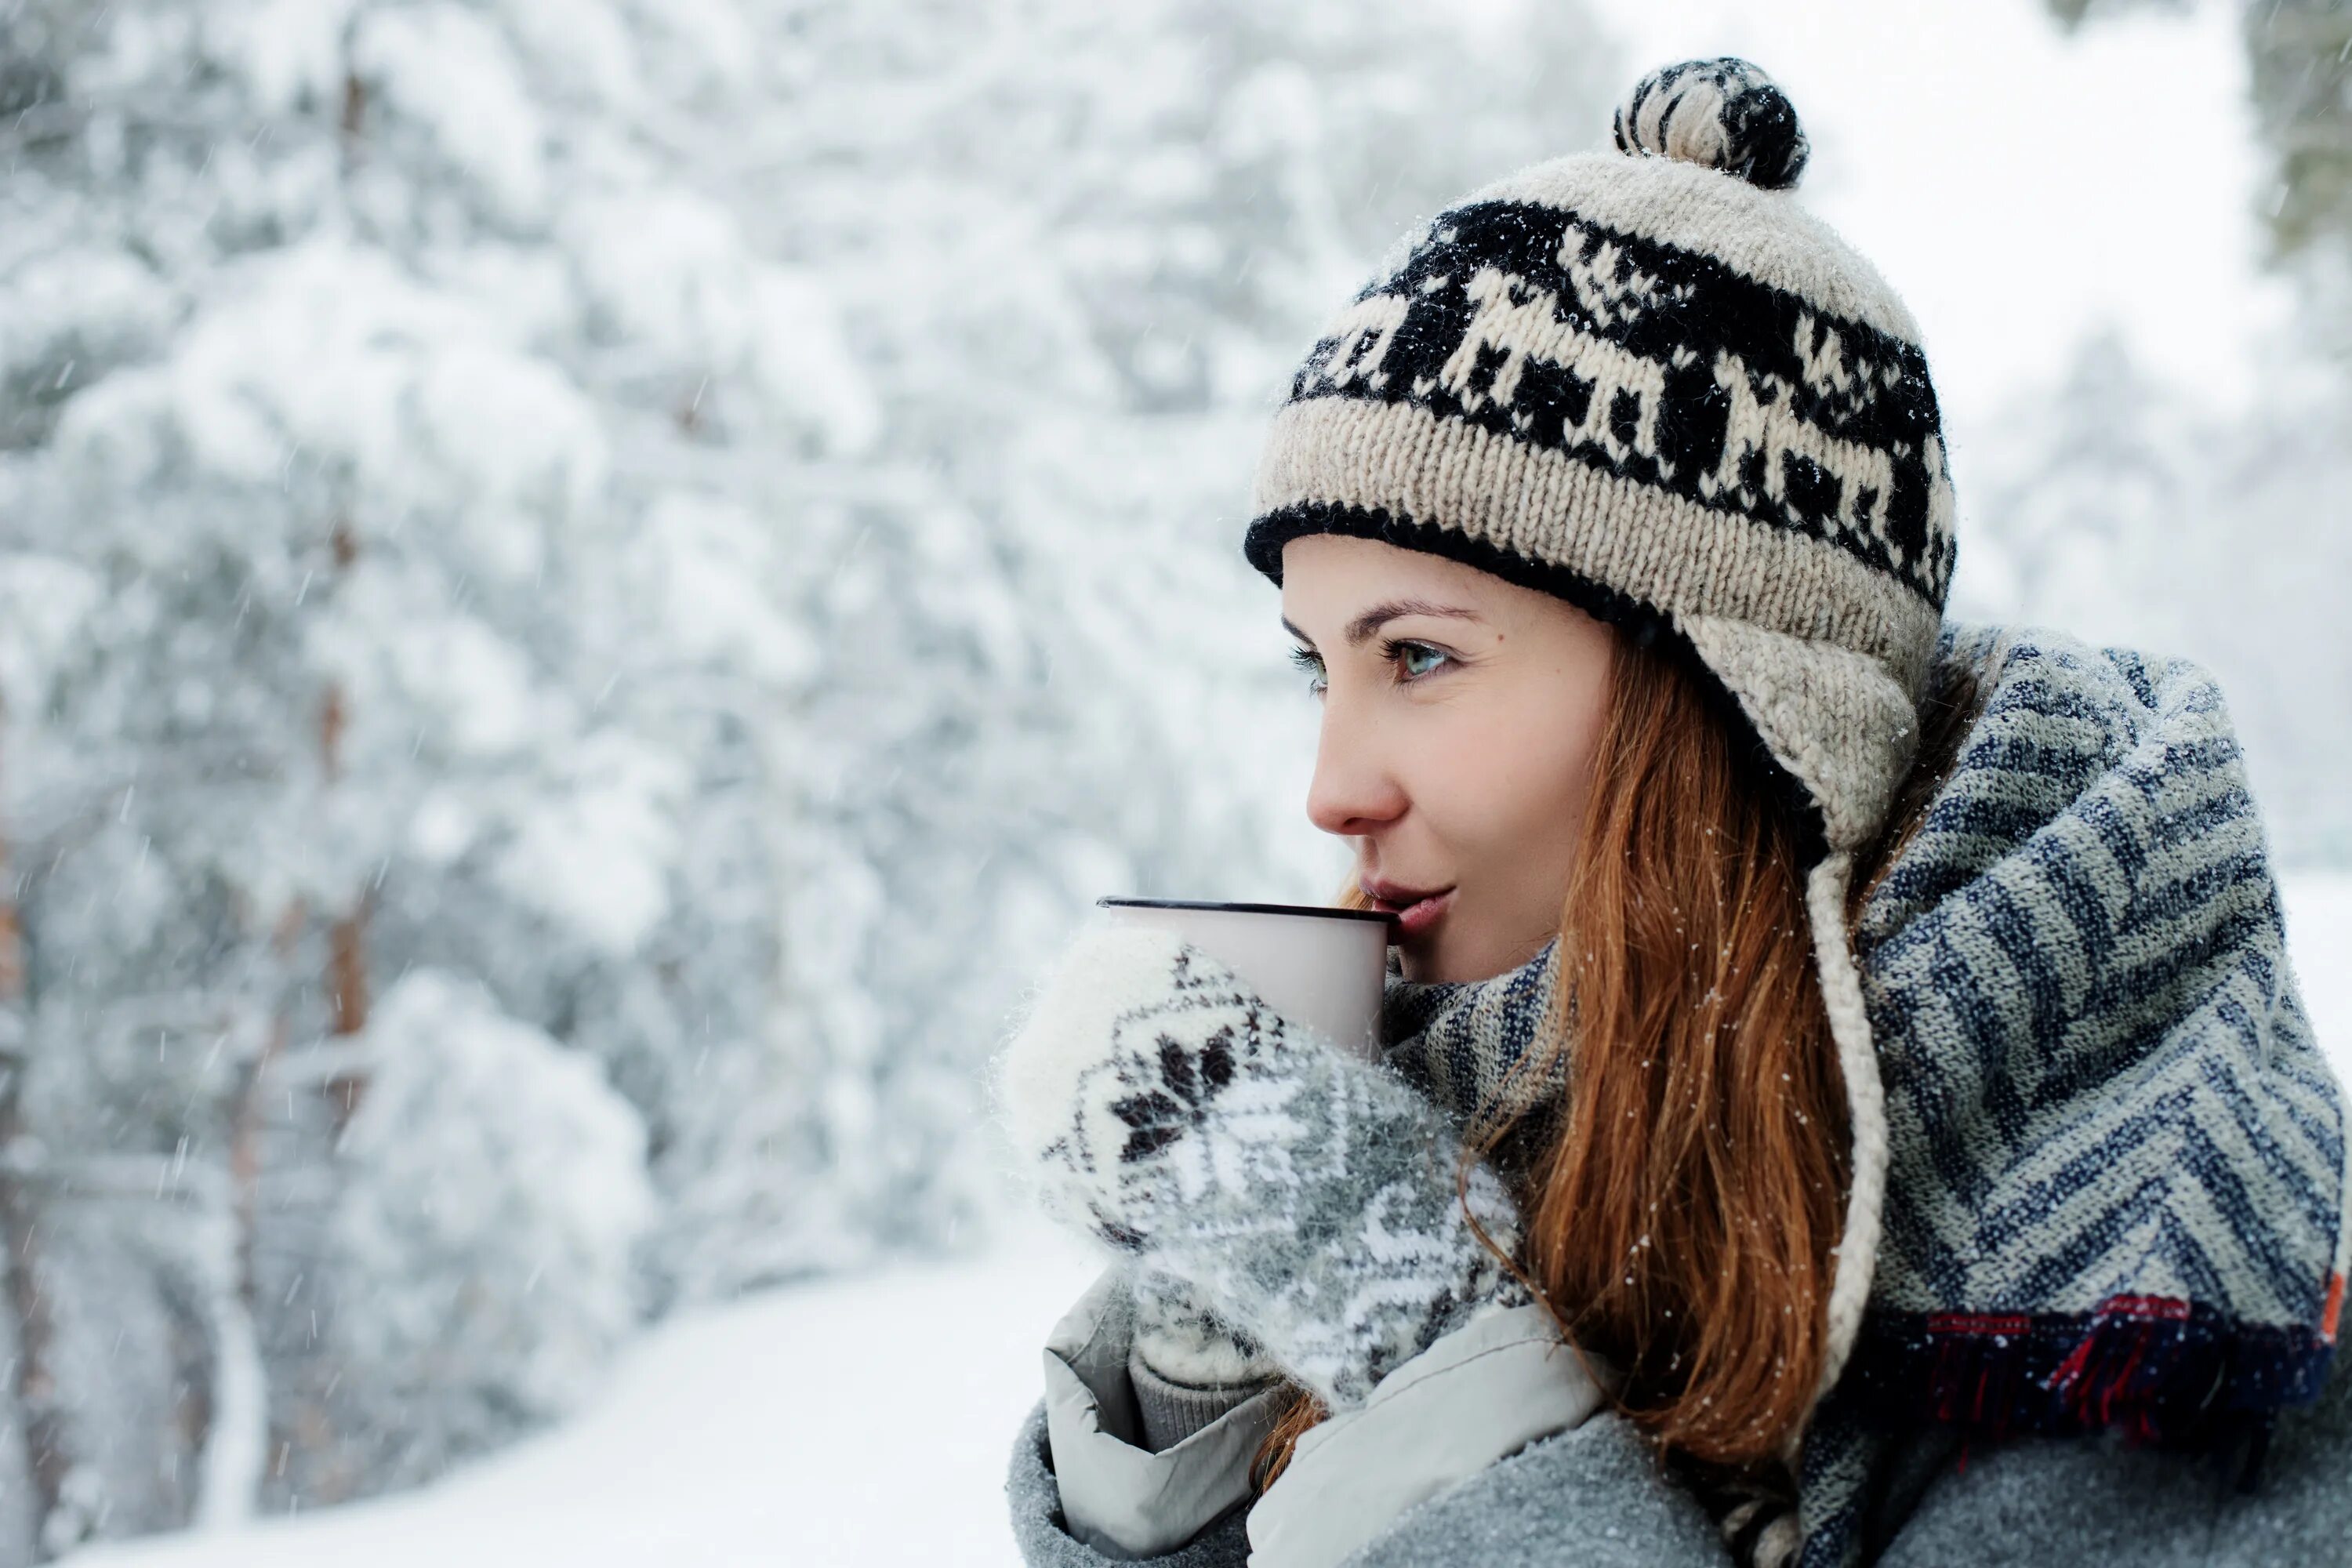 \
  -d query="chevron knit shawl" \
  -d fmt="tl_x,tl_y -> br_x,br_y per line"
1376,619 -> 2350,1568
